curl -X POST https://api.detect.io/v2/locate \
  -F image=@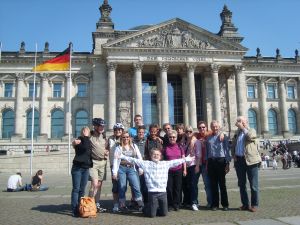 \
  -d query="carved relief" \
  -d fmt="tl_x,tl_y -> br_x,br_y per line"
135,26 -> 214,49
116,72 -> 132,129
